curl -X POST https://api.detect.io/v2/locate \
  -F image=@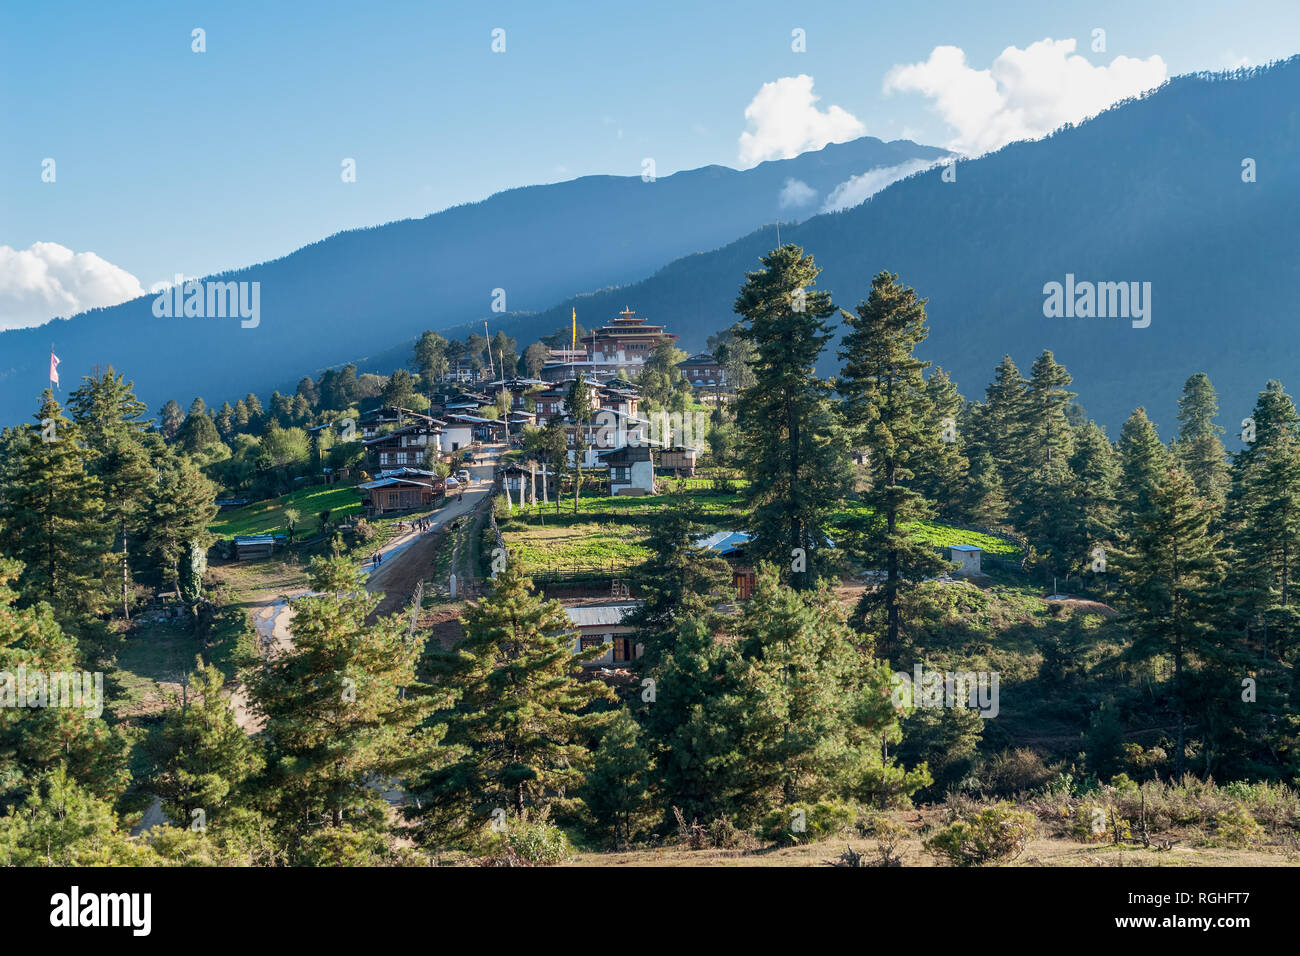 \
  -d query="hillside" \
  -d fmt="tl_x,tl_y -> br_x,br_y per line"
465,59 -> 1300,435
0,136 -> 947,426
